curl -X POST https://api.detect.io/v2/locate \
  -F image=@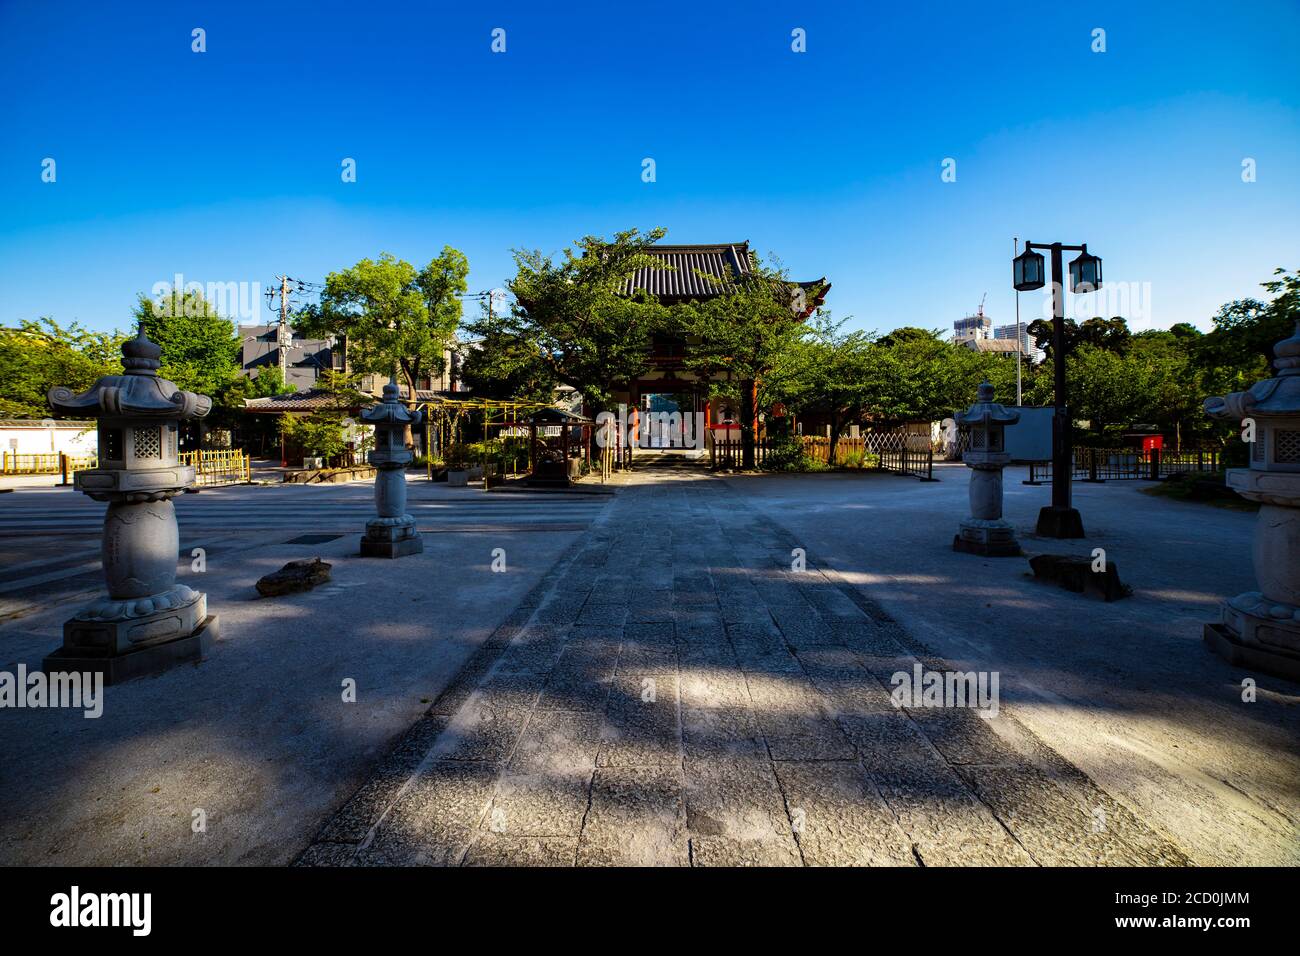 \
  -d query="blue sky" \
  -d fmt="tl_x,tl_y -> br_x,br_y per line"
1,0 -> 1297,337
